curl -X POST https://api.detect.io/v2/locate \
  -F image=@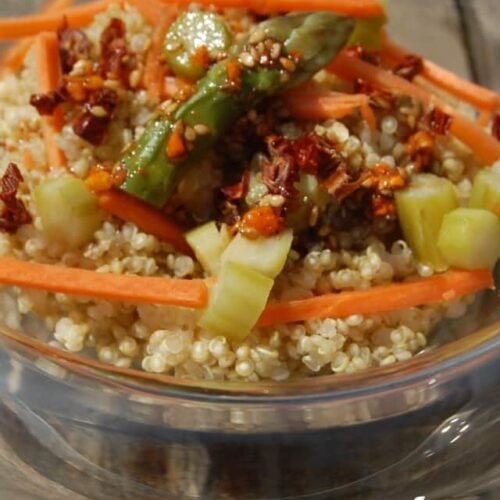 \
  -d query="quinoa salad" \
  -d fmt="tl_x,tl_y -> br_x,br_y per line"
0,0 -> 498,382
